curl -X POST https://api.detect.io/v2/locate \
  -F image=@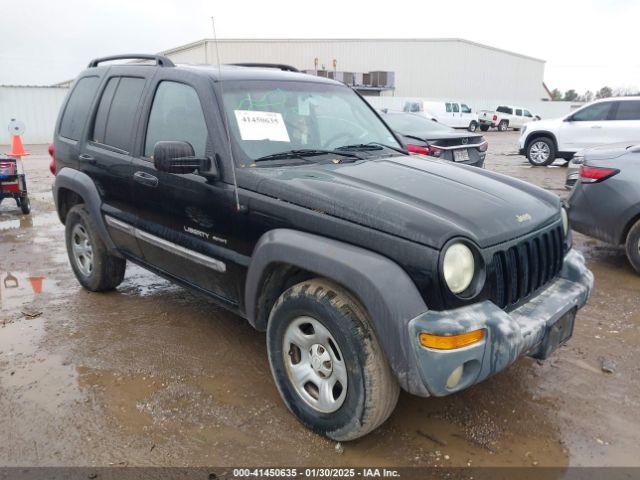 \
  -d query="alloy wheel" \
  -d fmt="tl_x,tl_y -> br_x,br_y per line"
530,141 -> 551,164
